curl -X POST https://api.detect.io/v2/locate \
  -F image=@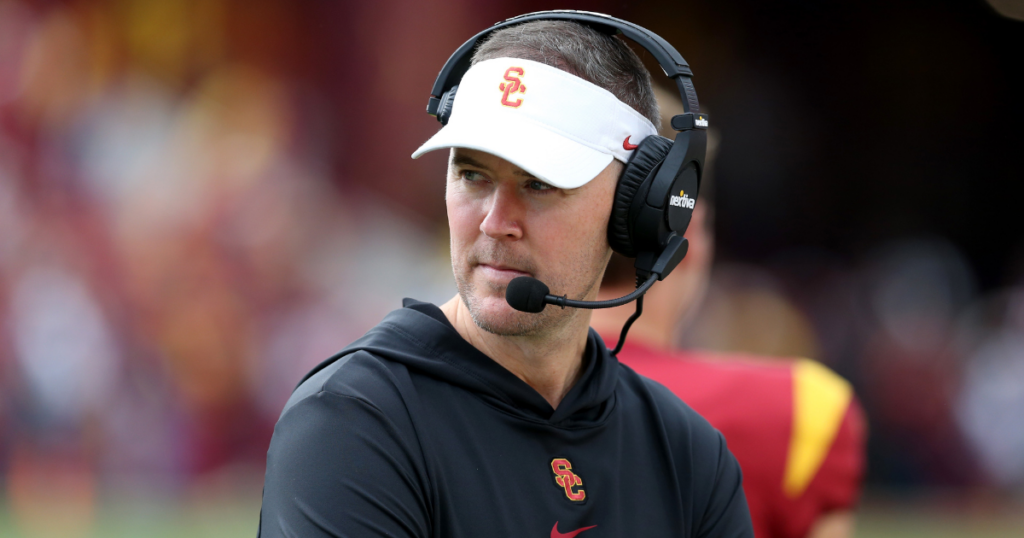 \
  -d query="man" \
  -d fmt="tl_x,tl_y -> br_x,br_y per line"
591,90 -> 866,538
258,16 -> 753,538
